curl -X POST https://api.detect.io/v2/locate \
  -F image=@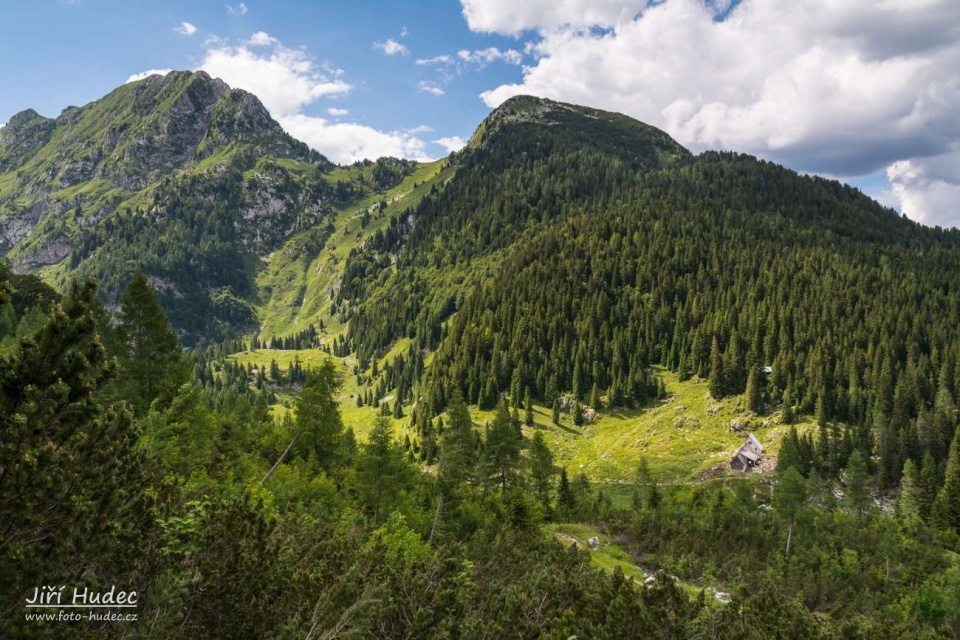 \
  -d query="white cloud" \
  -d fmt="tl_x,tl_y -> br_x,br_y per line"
226,2 -> 248,15
401,26 -> 409,37
125,68 -> 173,83
247,31 -> 277,46
435,136 -> 467,153
457,47 -> 522,66
279,114 -> 433,163
416,54 -> 454,66
462,0 -> 646,35
200,41 -> 351,116
374,38 -> 408,56
888,146 -> 960,227
467,0 -> 960,227
419,81 -> 445,96
198,36 -> 439,163
176,21 -> 197,36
